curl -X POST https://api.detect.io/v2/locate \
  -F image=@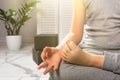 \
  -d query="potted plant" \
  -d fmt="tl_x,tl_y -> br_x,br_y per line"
0,1 -> 37,50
